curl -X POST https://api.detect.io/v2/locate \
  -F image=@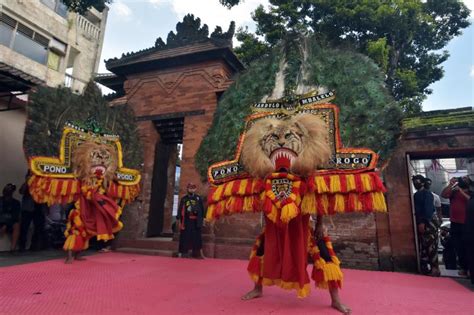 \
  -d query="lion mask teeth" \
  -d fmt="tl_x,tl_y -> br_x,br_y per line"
92,165 -> 106,177
270,148 -> 297,172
